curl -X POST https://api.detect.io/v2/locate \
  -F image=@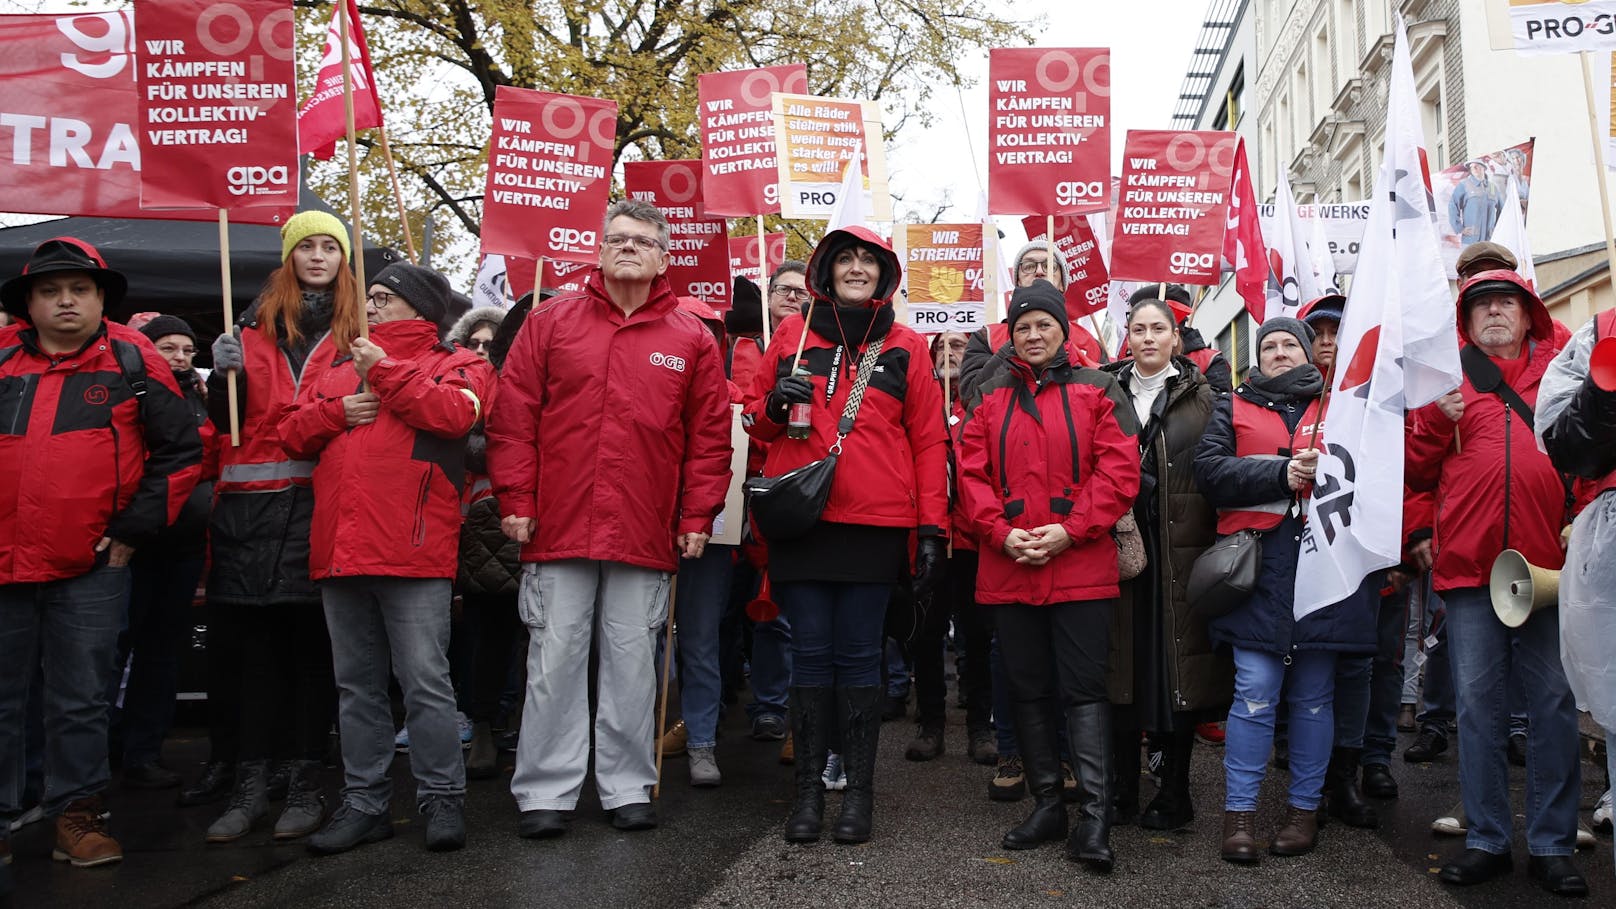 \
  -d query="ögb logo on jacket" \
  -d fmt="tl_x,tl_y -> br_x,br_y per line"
649,351 -> 687,372
83,384 -> 109,405
549,226 -> 597,255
